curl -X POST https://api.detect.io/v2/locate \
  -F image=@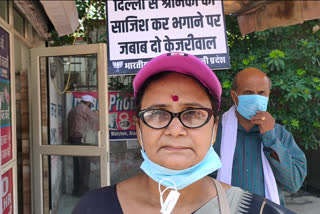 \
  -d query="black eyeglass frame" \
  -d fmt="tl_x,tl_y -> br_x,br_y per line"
138,108 -> 214,129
